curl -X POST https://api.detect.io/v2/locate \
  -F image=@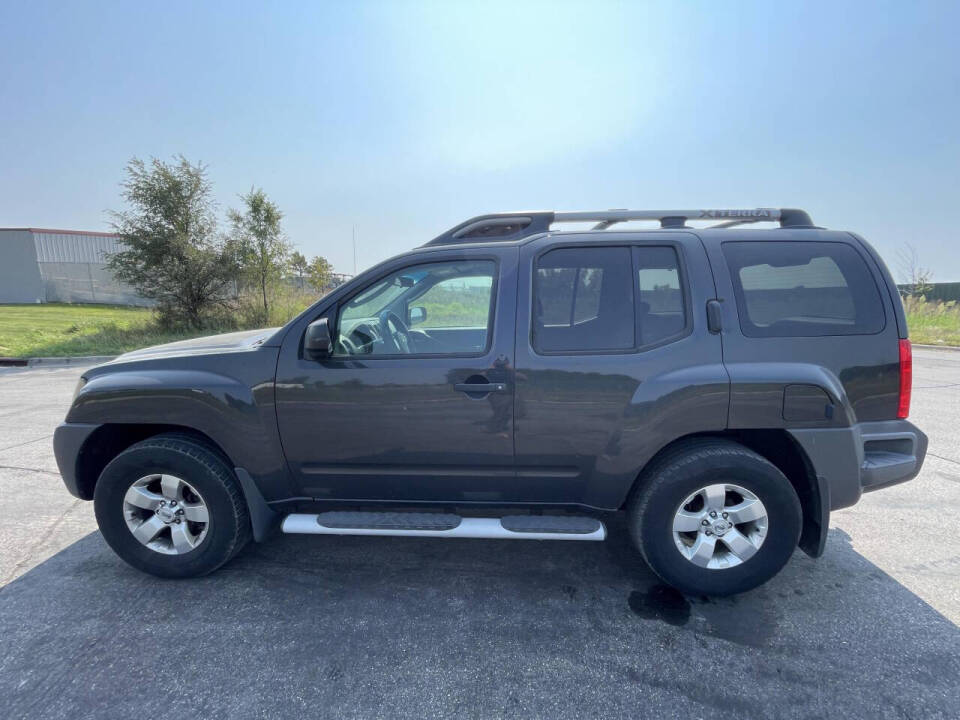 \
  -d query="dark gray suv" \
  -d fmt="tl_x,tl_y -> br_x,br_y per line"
53,208 -> 927,595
